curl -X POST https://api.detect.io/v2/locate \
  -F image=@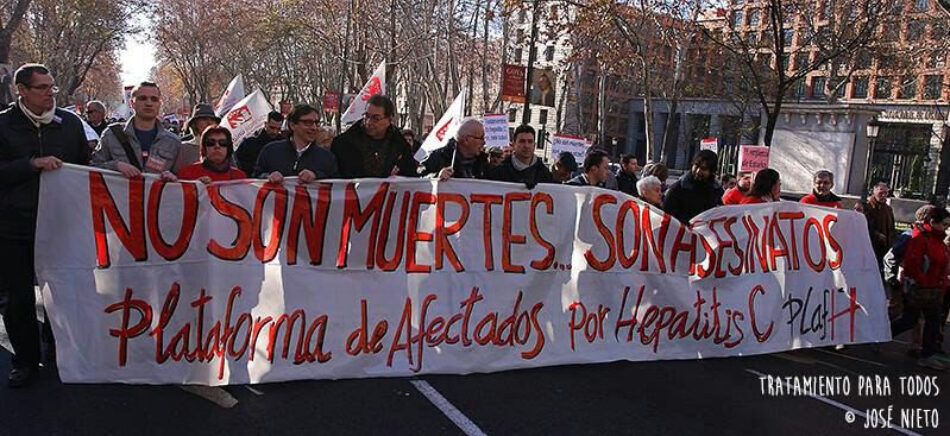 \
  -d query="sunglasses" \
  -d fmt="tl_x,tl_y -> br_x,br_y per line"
203,138 -> 230,148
